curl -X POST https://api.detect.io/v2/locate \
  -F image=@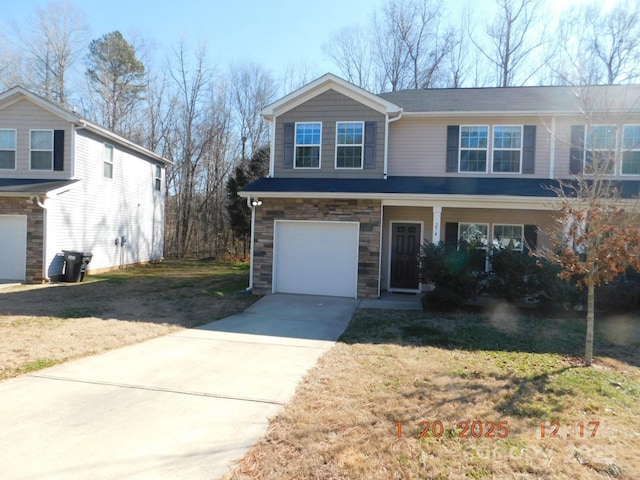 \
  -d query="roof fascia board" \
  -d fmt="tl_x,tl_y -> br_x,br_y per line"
263,73 -> 401,118
400,110 -> 587,118
238,190 -> 557,210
